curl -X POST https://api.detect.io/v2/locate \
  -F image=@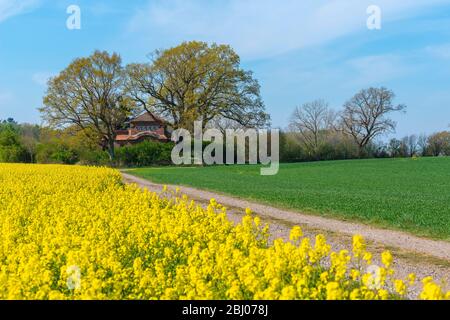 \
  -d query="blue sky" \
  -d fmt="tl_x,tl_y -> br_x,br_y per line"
1,0 -> 450,139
